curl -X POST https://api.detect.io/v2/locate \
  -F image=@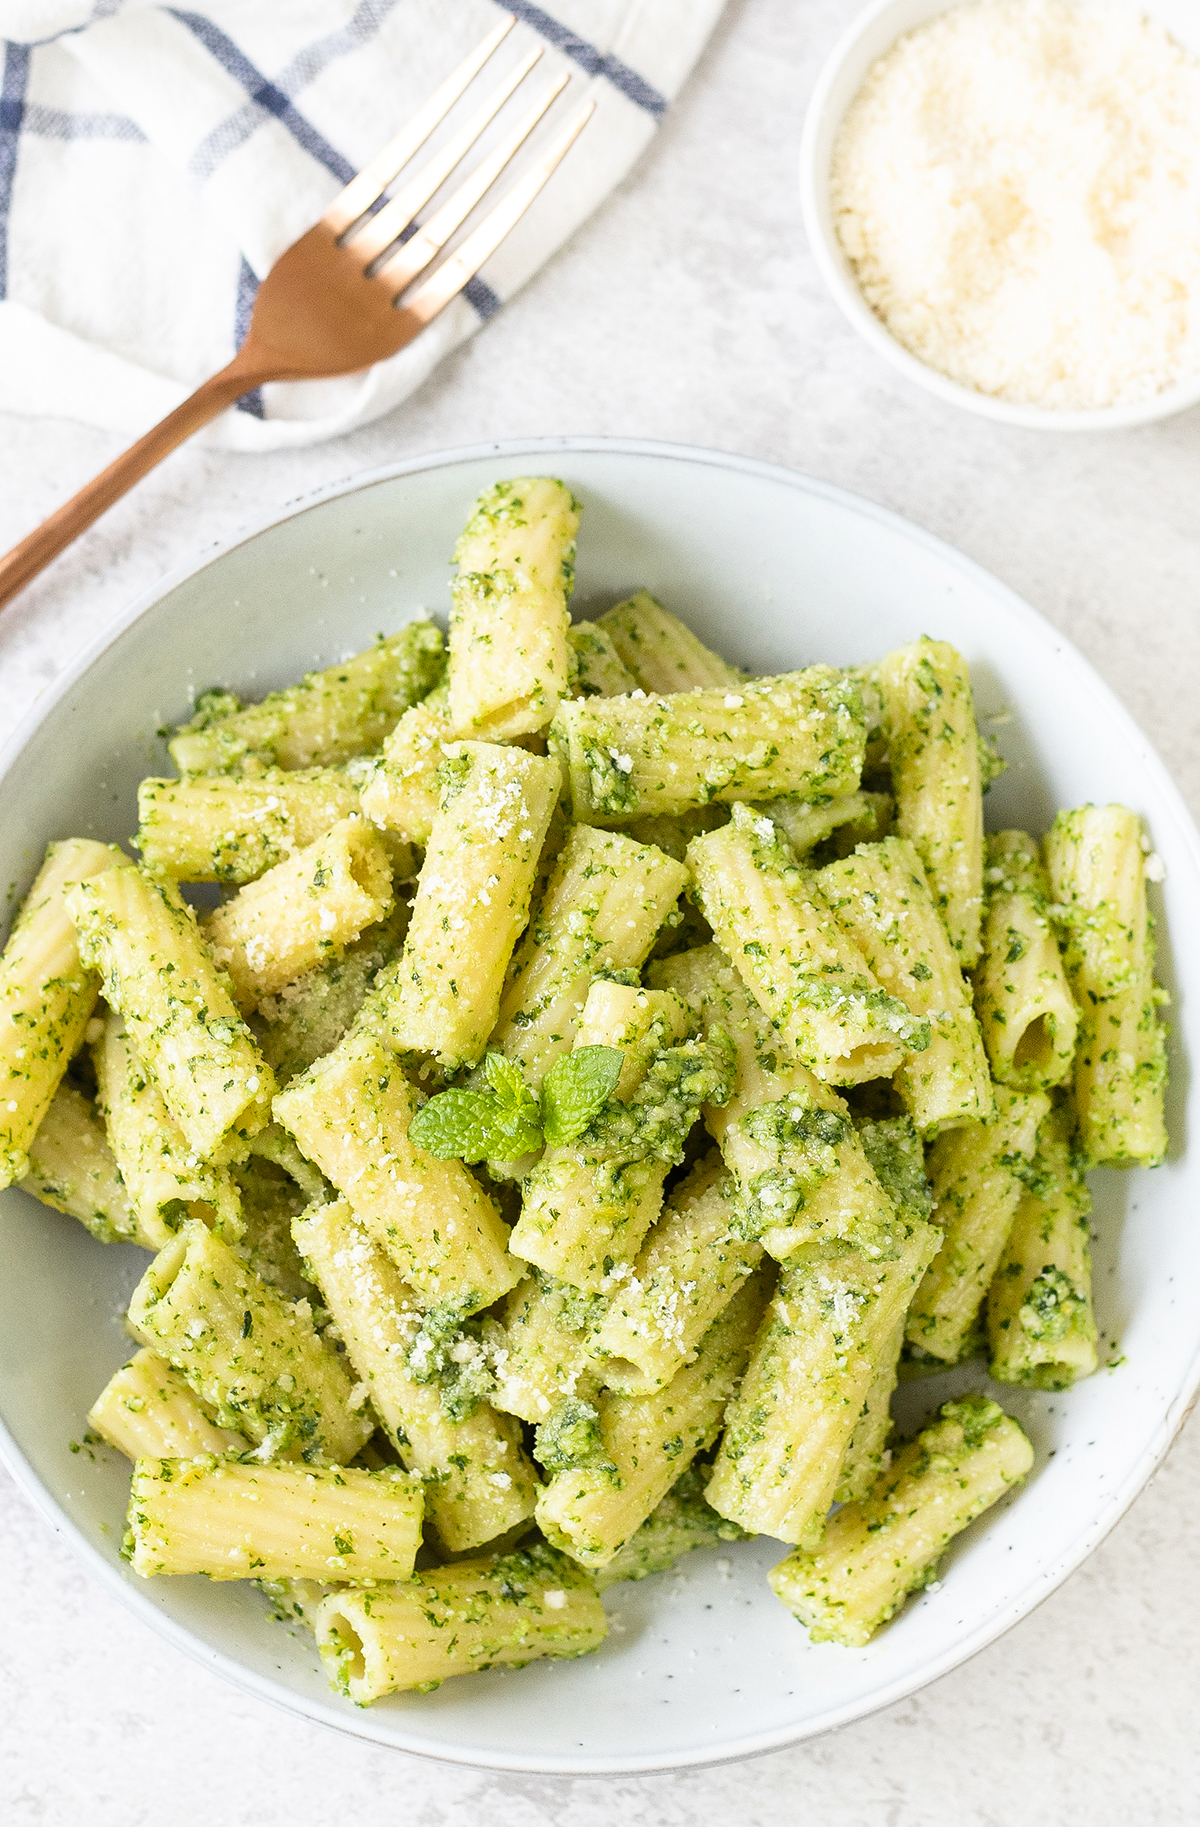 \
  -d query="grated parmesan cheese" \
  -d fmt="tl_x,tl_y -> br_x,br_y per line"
831,0 -> 1200,408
